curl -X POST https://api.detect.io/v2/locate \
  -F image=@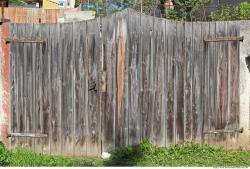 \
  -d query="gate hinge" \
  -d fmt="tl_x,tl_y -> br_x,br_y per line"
203,128 -> 243,134
5,38 -> 47,44
7,133 -> 48,138
204,36 -> 244,43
